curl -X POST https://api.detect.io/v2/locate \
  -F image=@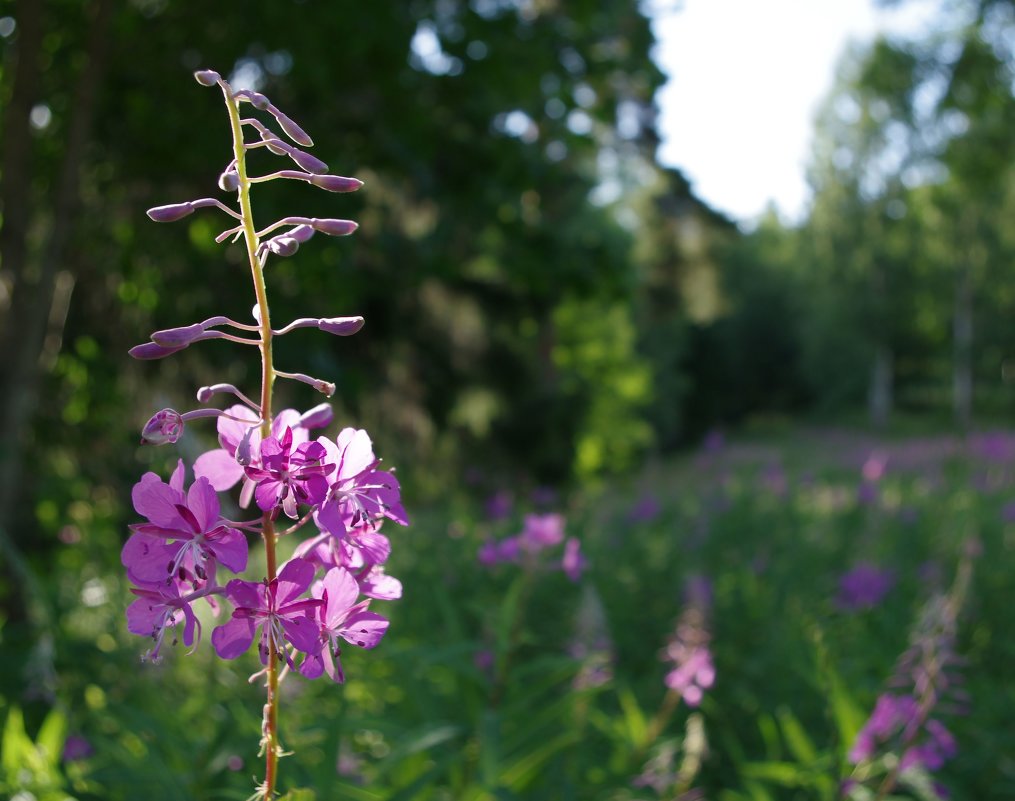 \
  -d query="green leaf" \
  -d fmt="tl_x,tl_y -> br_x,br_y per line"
617,686 -> 647,747
2,706 -> 28,780
36,708 -> 68,766
278,789 -> 316,801
776,706 -> 817,764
